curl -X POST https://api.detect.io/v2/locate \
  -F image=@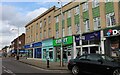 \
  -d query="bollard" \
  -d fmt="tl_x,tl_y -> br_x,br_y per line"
47,59 -> 49,68
16,56 -> 19,60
